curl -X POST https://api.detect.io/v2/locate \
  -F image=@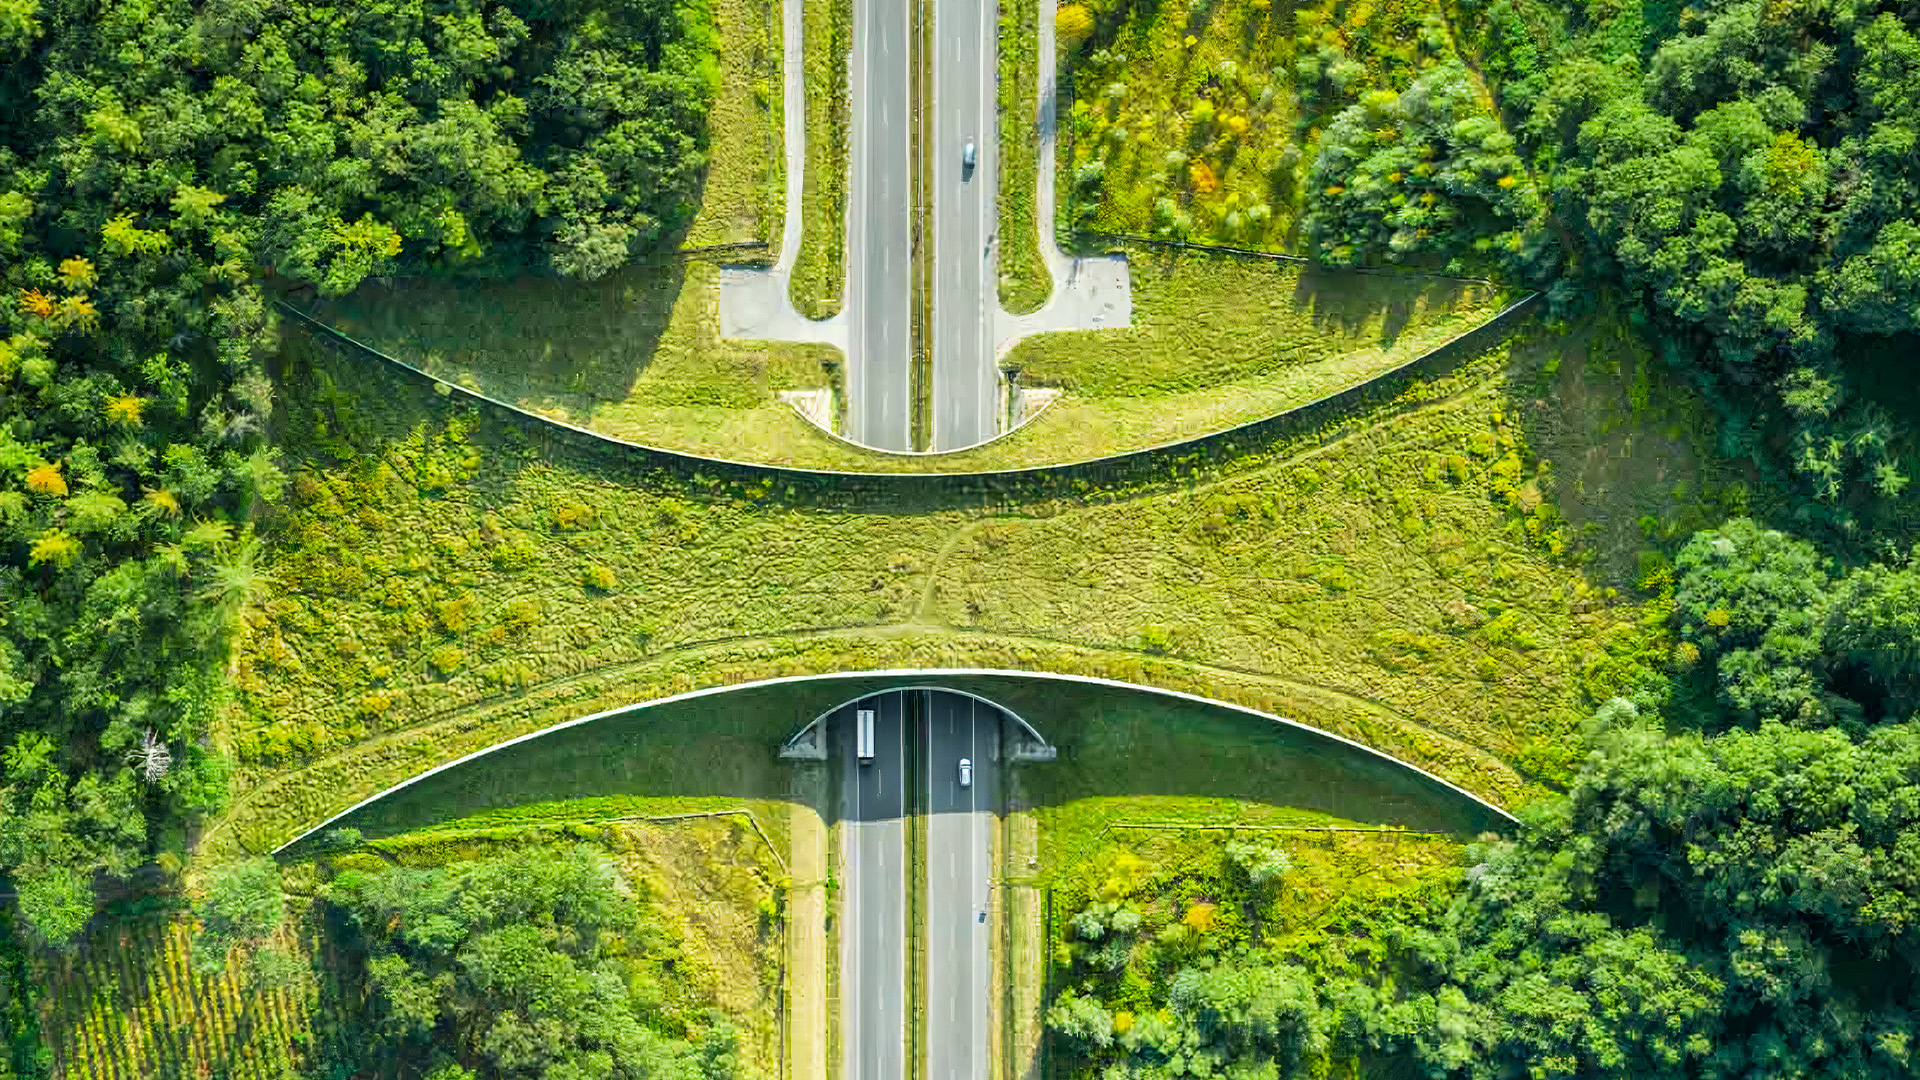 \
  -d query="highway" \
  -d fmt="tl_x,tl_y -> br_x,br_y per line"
844,0 -> 915,451
924,693 -> 998,1080
839,692 -> 909,1080
930,0 -> 1000,451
